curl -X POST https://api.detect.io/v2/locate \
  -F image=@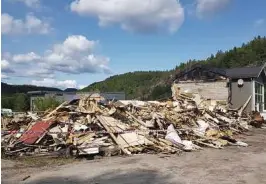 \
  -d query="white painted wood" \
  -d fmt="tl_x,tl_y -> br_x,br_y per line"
252,80 -> 255,111
263,83 -> 265,112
